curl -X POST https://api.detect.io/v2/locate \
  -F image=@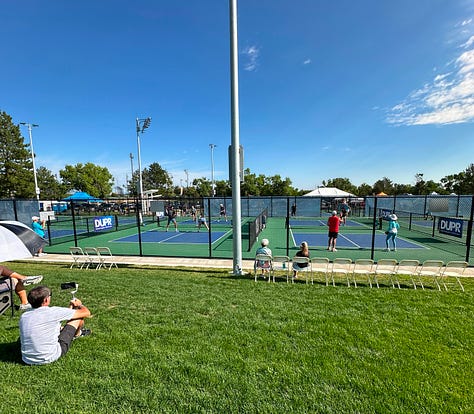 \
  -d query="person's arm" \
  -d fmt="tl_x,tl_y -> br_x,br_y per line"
69,299 -> 91,319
